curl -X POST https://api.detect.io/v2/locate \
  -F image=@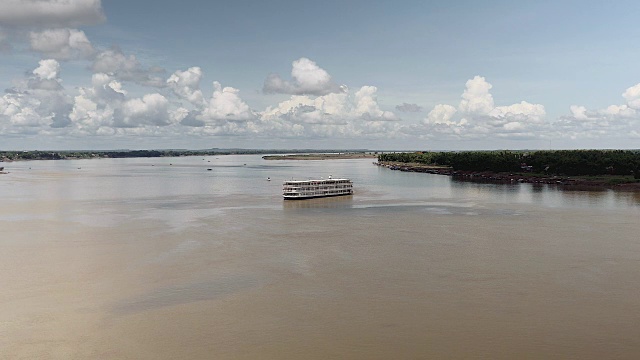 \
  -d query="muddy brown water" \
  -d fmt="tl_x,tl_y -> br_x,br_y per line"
1,156 -> 639,359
